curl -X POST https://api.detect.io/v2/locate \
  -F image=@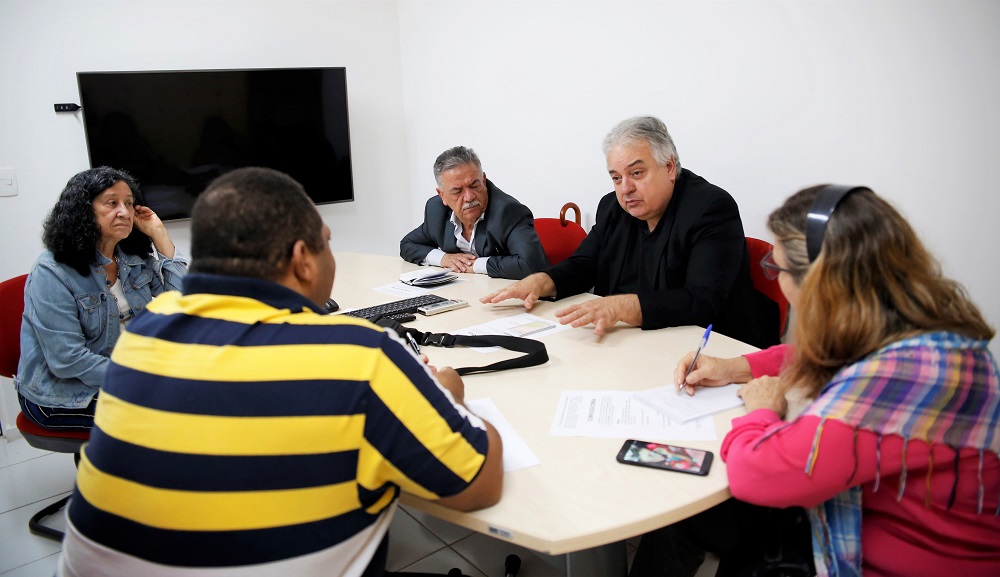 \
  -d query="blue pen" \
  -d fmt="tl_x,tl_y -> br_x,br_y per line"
678,324 -> 712,395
